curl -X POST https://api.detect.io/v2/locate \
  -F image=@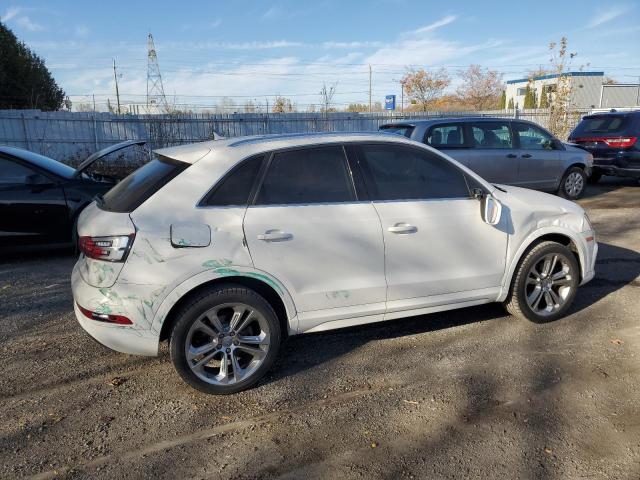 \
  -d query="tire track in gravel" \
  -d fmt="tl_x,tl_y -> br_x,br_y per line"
28,380 -> 404,480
